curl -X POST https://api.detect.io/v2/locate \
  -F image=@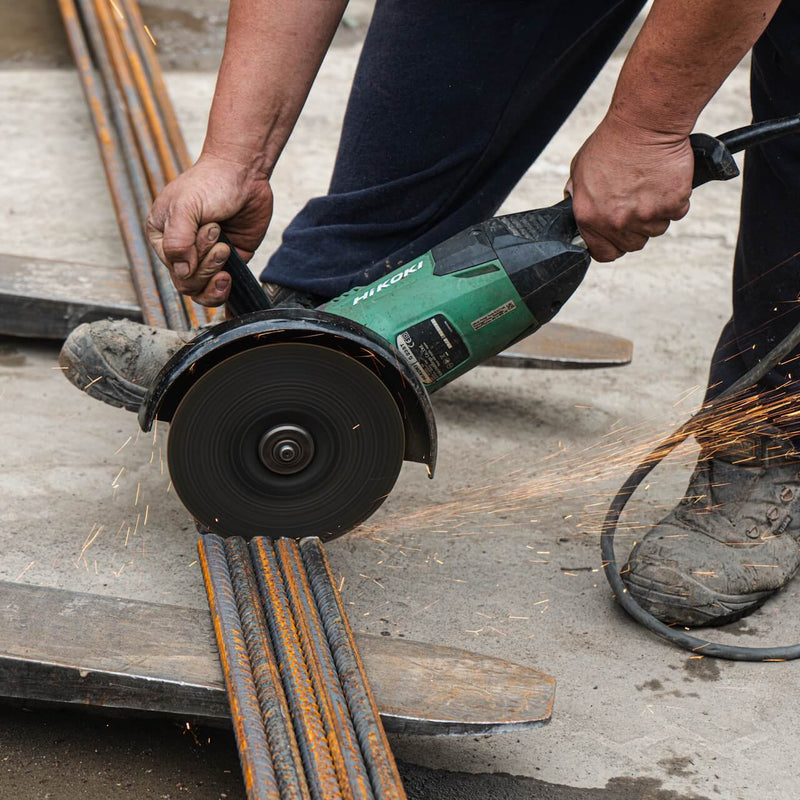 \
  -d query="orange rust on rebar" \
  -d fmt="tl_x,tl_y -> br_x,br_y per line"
120,0 -> 192,170
275,539 -> 372,800
57,0 -> 166,327
250,538 -> 343,800
94,0 -> 166,194
110,3 -> 179,182
119,0 -> 208,324
300,539 -> 406,800
224,538 -> 311,800
199,537 -> 280,800
109,0 -> 201,326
